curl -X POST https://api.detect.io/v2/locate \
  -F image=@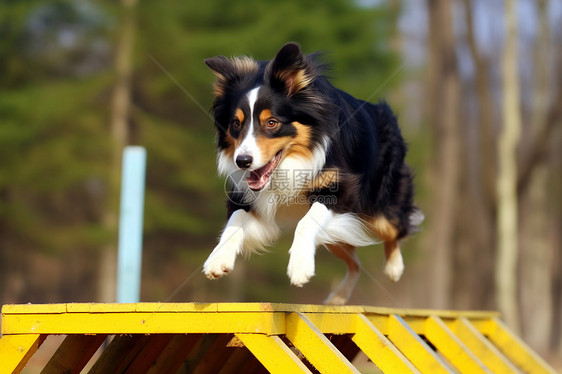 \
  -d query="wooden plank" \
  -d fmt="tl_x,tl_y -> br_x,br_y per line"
124,334 -> 174,373
302,313 -> 356,334
88,334 -> 150,374
352,314 -> 420,373
452,318 -> 521,373
236,334 -> 312,374
363,306 -> 501,319
2,302 -> 501,318
0,334 -> 44,374
424,316 -> 491,373
285,312 -> 360,374
2,311 -> 285,335
480,318 -> 557,374
387,315 -> 453,374
42,334 -> 107,374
